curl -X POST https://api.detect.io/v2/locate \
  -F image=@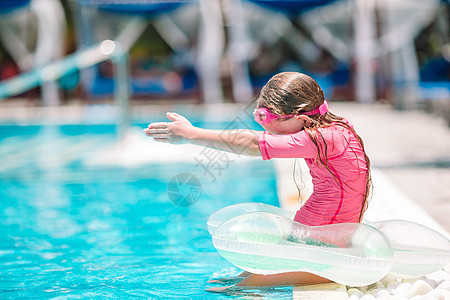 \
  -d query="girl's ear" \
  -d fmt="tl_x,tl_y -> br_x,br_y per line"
304,117 -> 311,127
296,115 -> 311,127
